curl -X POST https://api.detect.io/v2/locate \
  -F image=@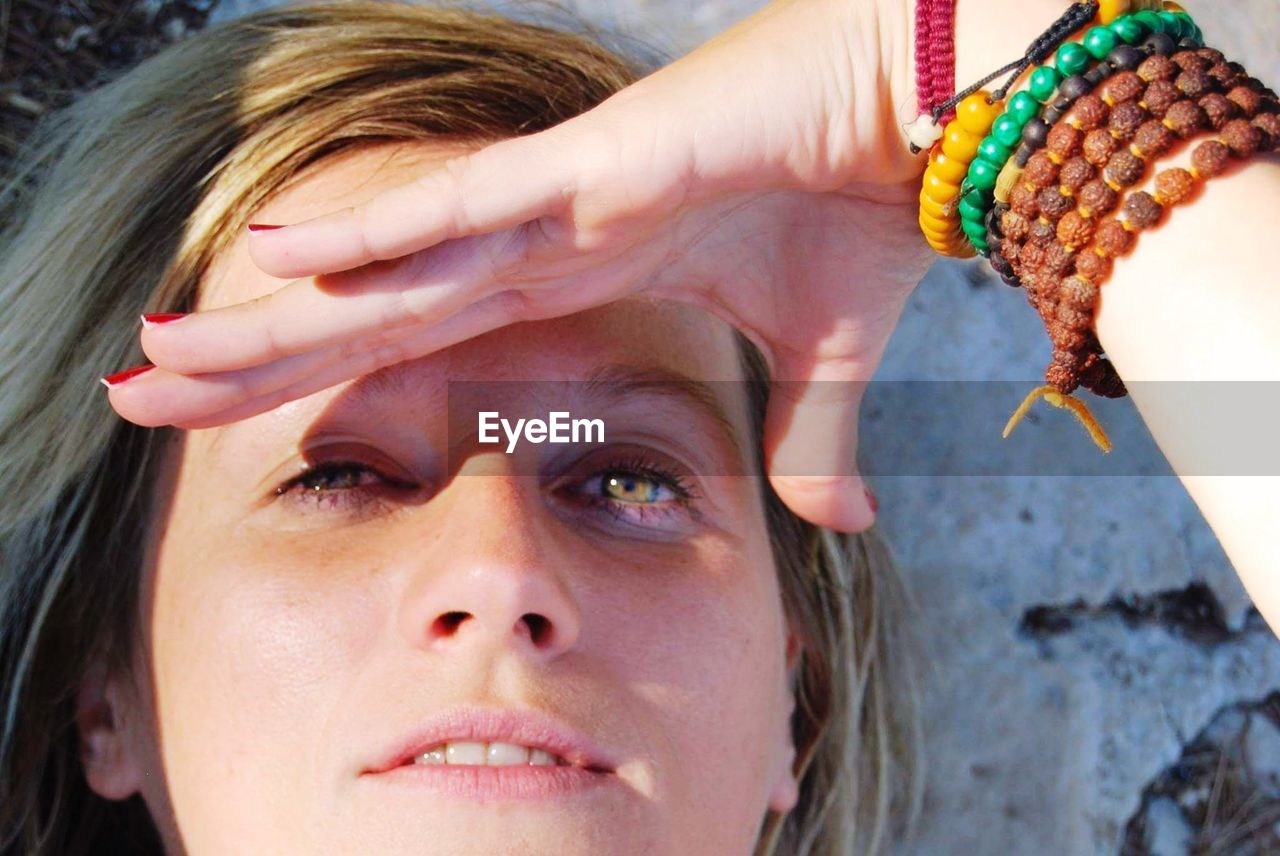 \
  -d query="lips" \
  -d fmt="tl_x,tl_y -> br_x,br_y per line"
363,705 -> 616,776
